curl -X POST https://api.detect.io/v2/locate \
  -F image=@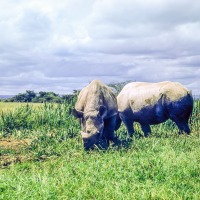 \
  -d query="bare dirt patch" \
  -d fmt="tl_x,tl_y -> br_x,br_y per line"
0,139 -> 32,167
0,139 -> 31,150
0,155 -> 32,167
